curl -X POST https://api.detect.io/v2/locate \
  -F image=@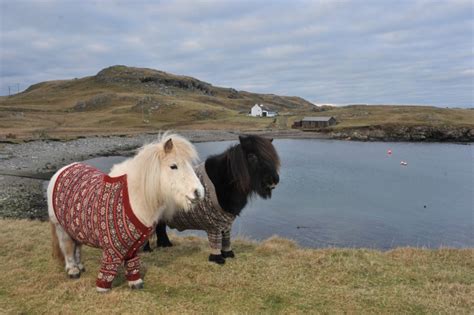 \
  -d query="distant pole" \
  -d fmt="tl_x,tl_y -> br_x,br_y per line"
8,86 -> 10,96
17,83 -> 20,94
